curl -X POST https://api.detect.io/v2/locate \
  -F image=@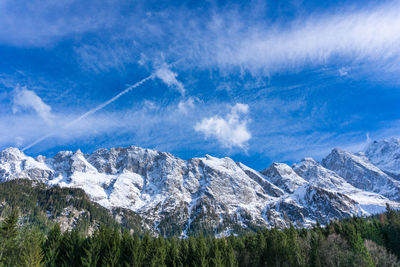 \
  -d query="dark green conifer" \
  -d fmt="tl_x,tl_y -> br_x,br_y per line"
20,227 -> 44,267
0,207 -> 20,265
43,223 -> 61,267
